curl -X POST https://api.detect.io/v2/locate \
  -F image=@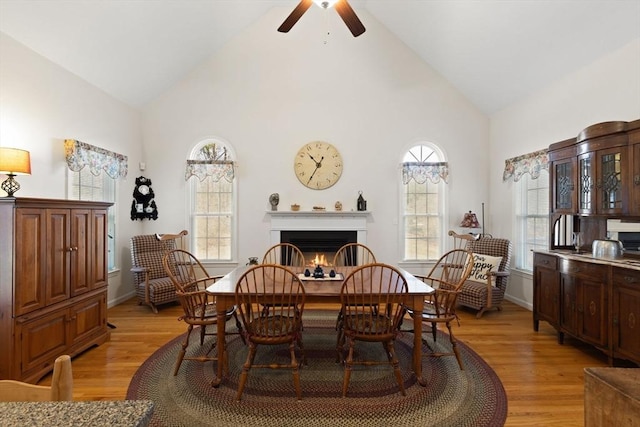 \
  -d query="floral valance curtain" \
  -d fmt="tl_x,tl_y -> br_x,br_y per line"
502,149 -> 548,182
64,139 -> 128,179
402,162 -> 449,184
185,143 -> 235,182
